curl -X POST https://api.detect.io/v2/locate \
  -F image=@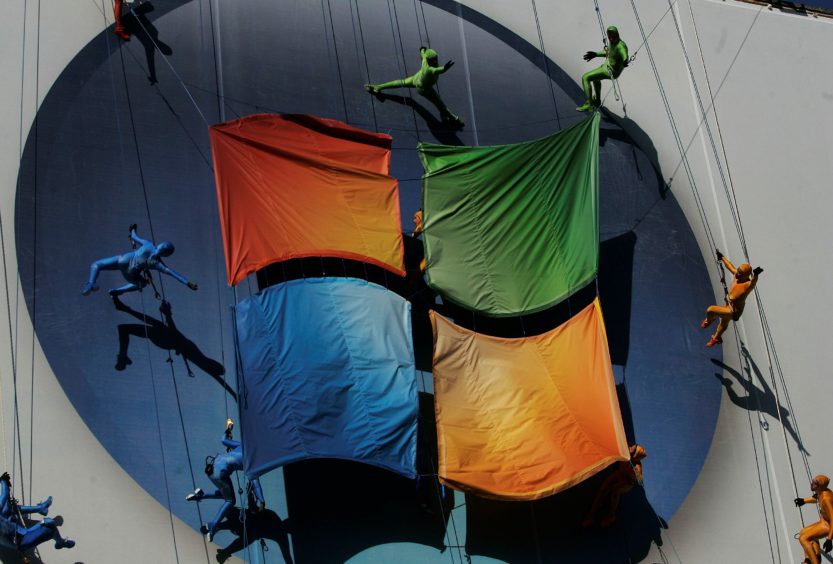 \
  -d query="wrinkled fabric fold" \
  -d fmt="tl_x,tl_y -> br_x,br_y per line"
235,277 -> 418,479
431,298 -> 628,500
420,113 -> 600,316
210,114 -> 405,285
